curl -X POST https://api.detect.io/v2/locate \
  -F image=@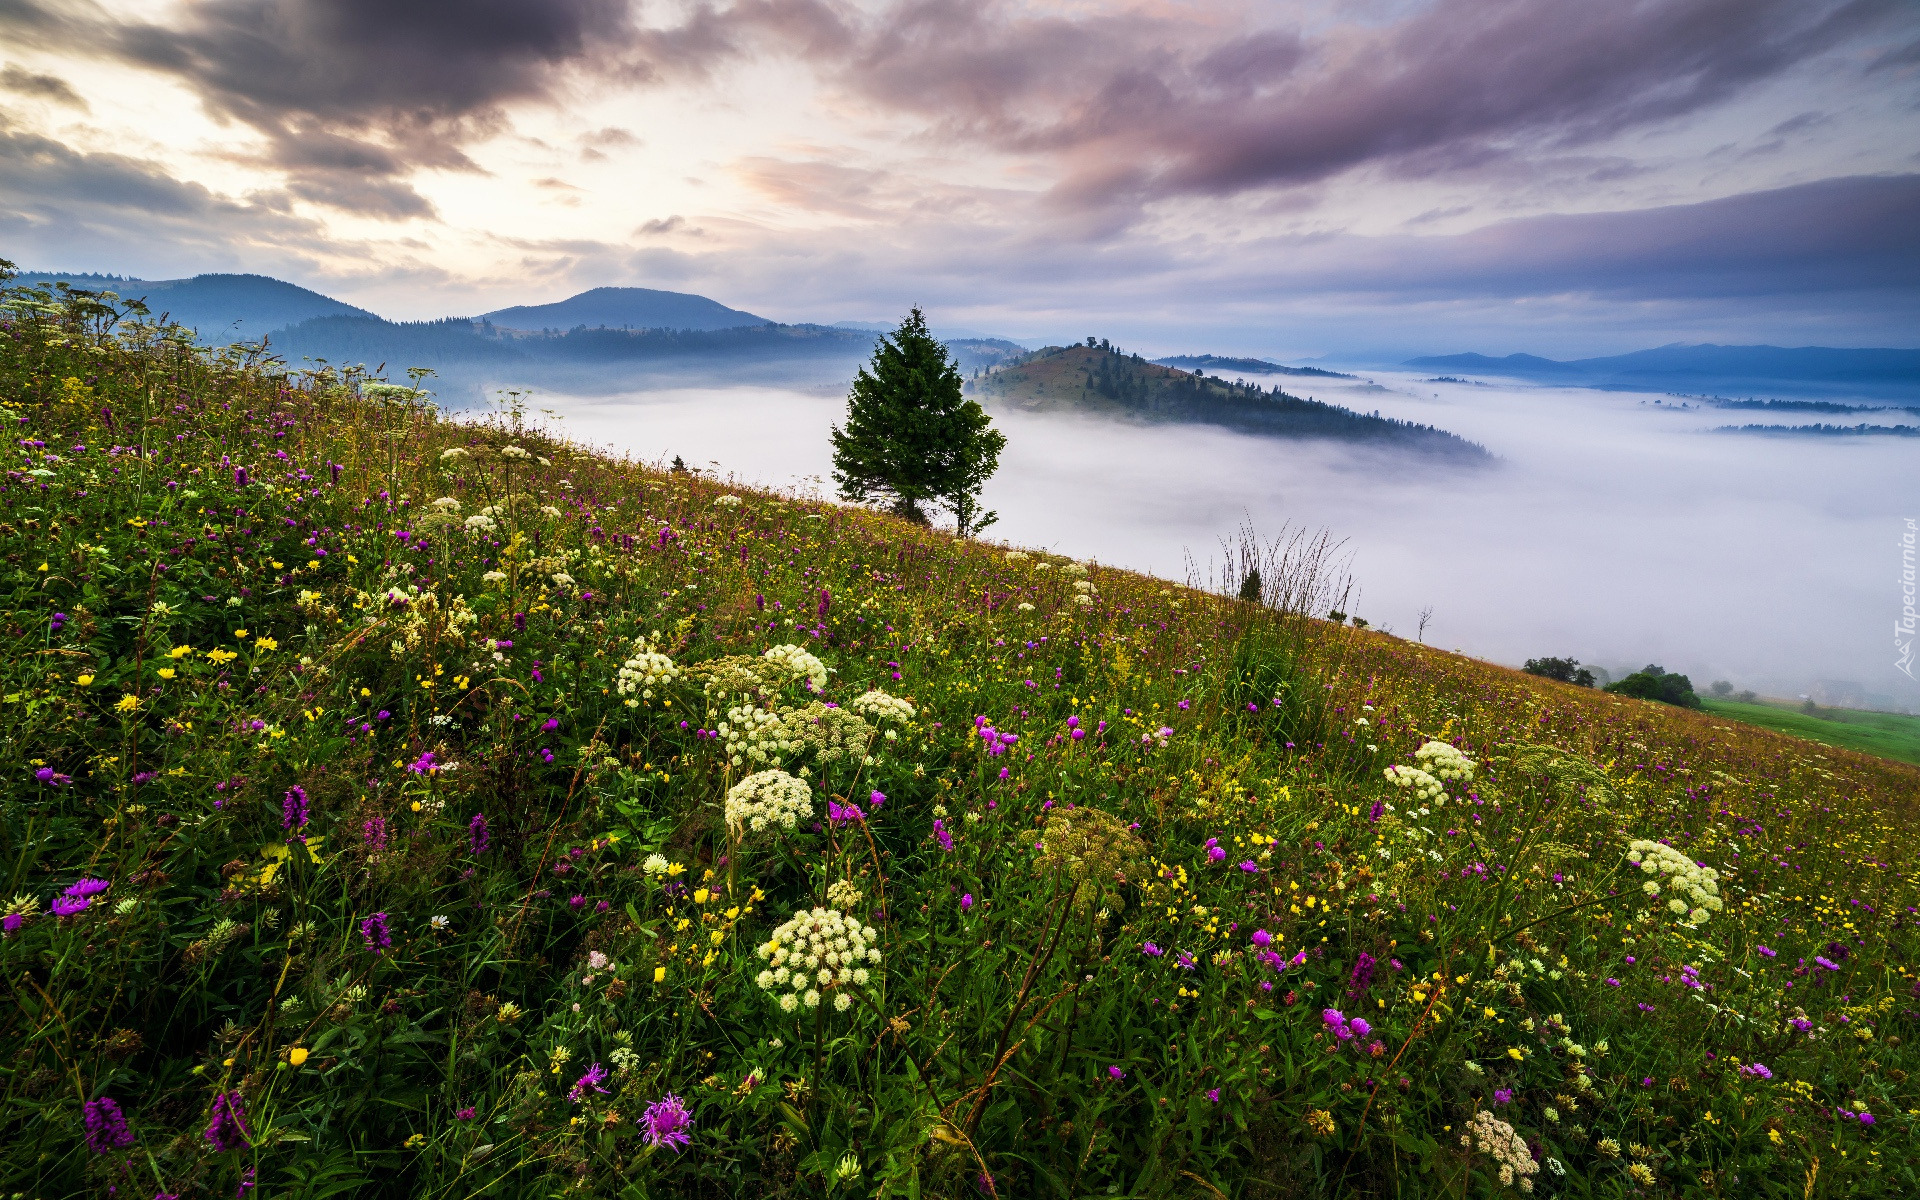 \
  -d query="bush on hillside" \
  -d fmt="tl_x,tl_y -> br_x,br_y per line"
1522,656 -> 1597,687
1604,664 -> 1703,708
